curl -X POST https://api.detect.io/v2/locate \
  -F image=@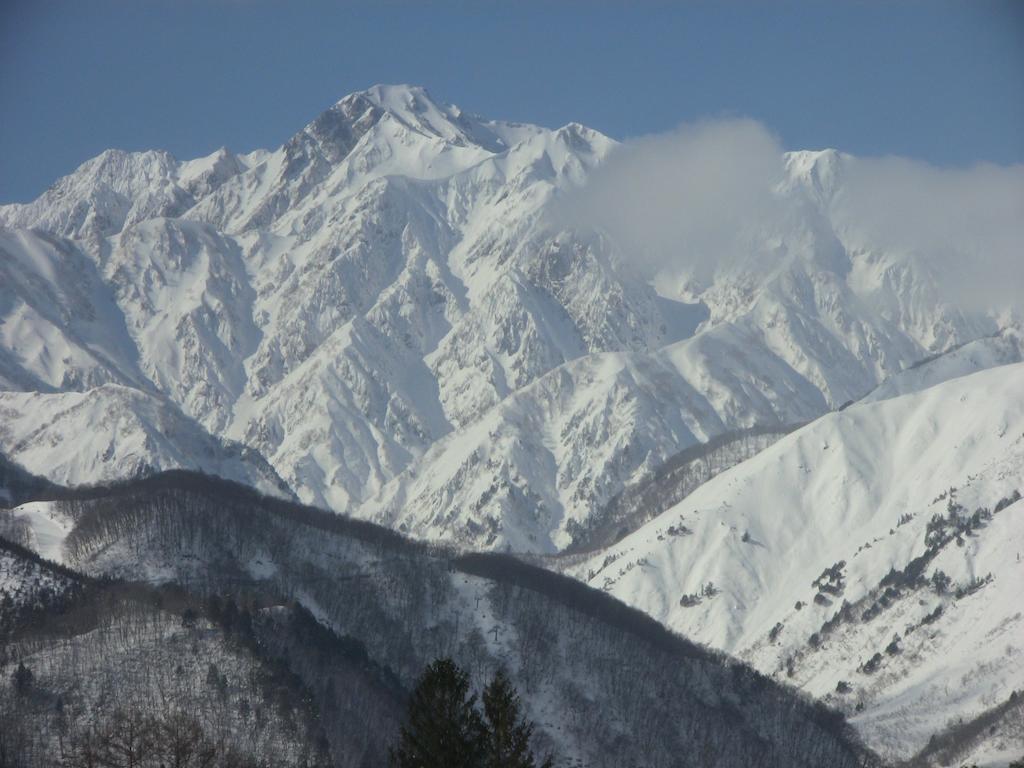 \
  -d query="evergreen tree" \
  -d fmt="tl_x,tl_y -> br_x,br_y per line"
12,661 -> 33,695
390,658 -> 486,768
482,669 -> 552,768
